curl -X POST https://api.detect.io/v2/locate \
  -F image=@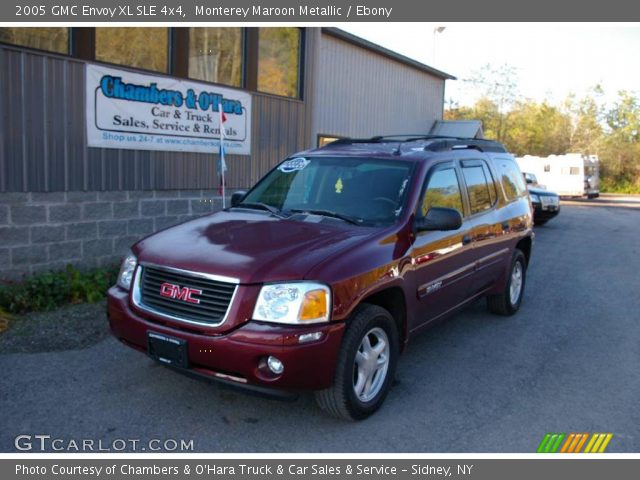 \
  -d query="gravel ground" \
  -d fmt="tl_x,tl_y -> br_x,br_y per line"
0,301 -> 109,354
